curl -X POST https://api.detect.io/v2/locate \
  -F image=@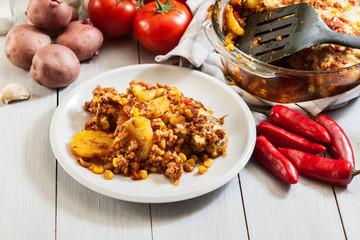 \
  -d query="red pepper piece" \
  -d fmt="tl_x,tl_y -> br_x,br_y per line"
257,121 -> 326,154
233,11 -> 239,19
231,1 -> 242,8
269,105 -> 330,143
183,99 -> 192,107
278,148 -> 360,186
253,136 -> 298,184
316,114 -> 355,168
